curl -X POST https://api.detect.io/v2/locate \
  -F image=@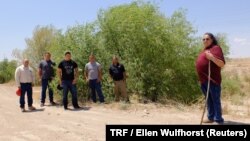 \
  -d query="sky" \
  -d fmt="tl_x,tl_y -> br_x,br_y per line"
0,0 -> 250,60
